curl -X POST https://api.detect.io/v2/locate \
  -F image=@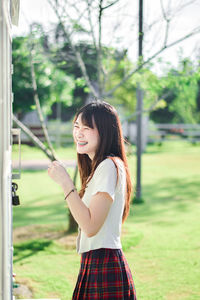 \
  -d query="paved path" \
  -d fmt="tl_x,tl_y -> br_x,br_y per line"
12,159 -> 77,170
